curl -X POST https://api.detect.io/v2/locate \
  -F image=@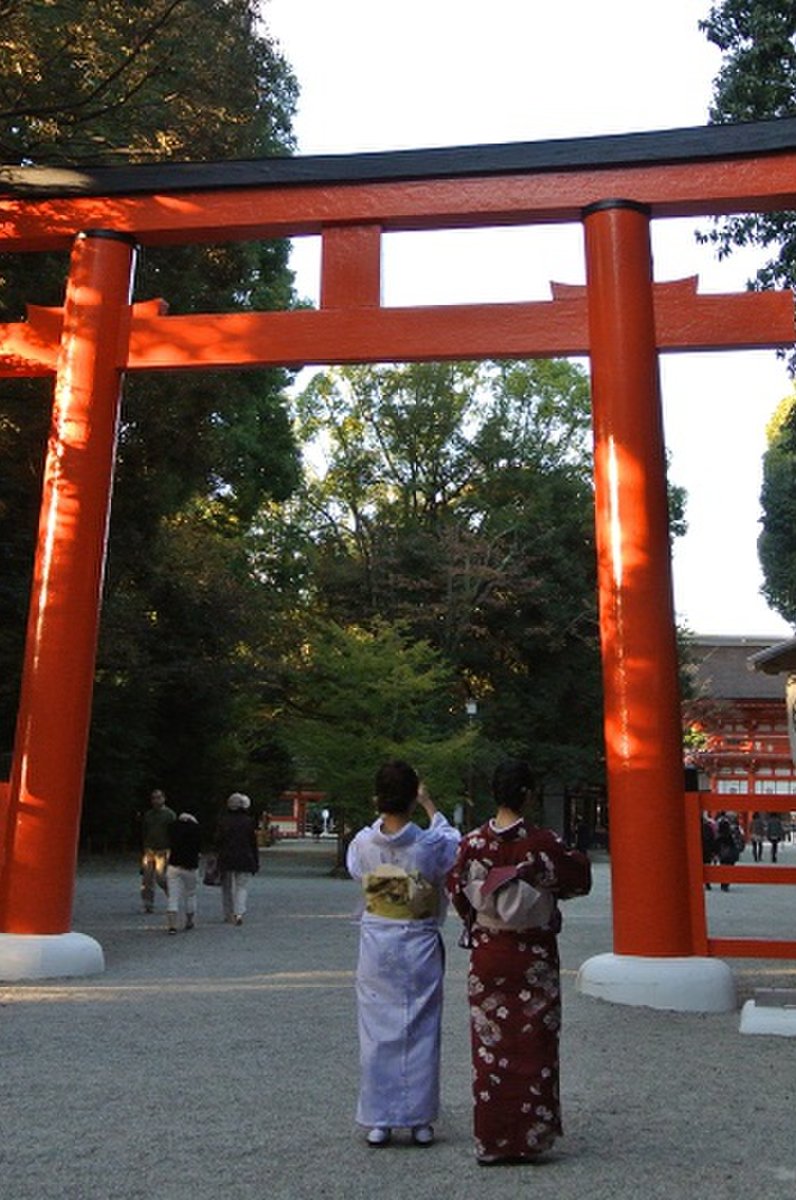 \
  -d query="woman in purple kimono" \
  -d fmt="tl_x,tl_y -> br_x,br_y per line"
447,759 -> 591,1165
347,760 -> 460,1148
